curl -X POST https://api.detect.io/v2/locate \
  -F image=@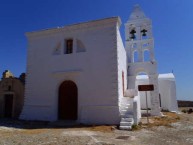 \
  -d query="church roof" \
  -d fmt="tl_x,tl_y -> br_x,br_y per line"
26,17 -> 121,37
128,4 -> 146,21
136,73 -> 175,81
